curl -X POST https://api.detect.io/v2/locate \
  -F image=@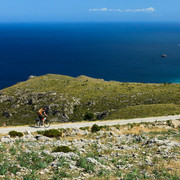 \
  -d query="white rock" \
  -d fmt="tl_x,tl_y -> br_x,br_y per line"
87,157 -> 101,166
36,135 -> 53,142
78,130 -> 88,136
28,75 -> 36,80
43,150 -> 51,155
44,169 -> 49,173
69,164 -> 77,169
51,152 -> 79,159
1,136 -> 12,143
39,171 -> 44,175
26,131 -> 31,135
171,120 -> 180,128
4,135 -> 10,138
